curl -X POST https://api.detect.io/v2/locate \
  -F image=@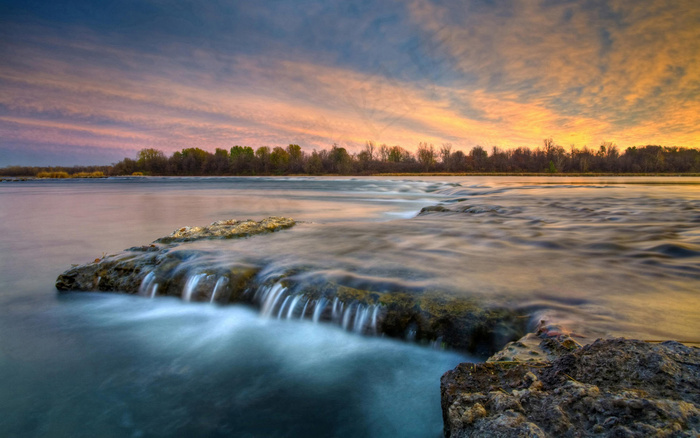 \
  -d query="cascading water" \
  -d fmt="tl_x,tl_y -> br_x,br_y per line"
254,281 -> 382,337
331,297 -> 339,321
139,272 -> 155,296
210,277 -> 226,303
354,304 -> 370,334
341,303 -> 353,331
300,301 -> 309,319
260,283 -> 286,317
276,296 -> 291,319
312,298 -> 326,323
182,273 -> 205,302
371,305 -> 379,334
138,271 -> 160,299
287,295 -> 302,319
